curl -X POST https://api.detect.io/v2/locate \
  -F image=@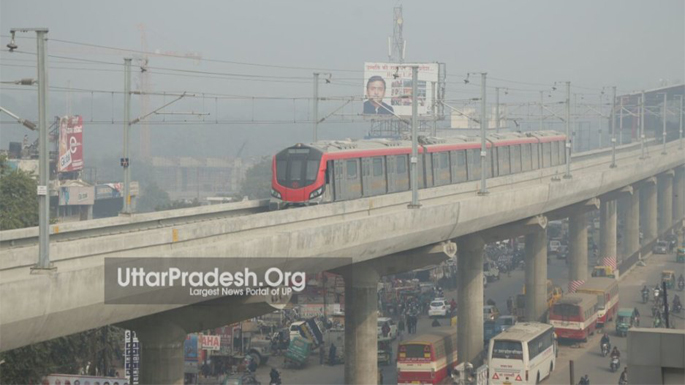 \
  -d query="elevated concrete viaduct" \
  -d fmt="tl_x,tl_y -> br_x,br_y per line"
1,141 -> 684,384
